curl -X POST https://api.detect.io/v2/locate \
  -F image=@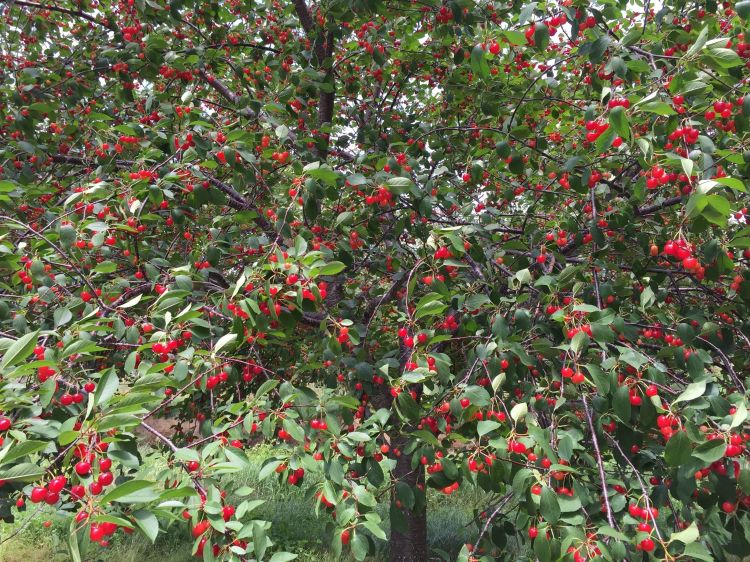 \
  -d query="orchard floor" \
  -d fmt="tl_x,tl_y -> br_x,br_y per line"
0,445 -> 485,562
